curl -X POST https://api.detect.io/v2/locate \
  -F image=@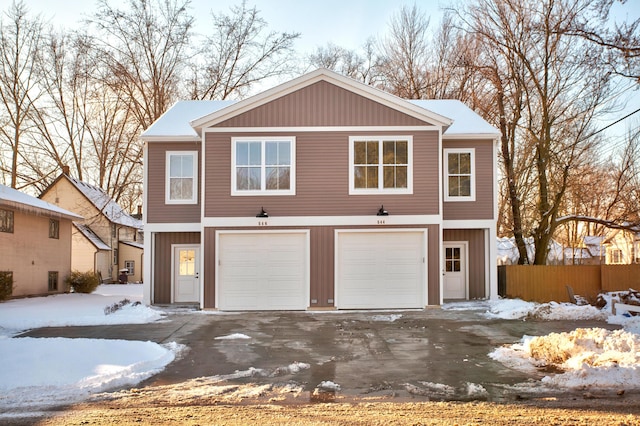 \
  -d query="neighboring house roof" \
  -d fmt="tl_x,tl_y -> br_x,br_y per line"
497,236 -> 564,264
142,69 -> 500,142
0,184 -> 82,221
120,240 -> 144,250
74,222 -> 111,250
63,175 -> 143,230
408,100 -> 500,137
